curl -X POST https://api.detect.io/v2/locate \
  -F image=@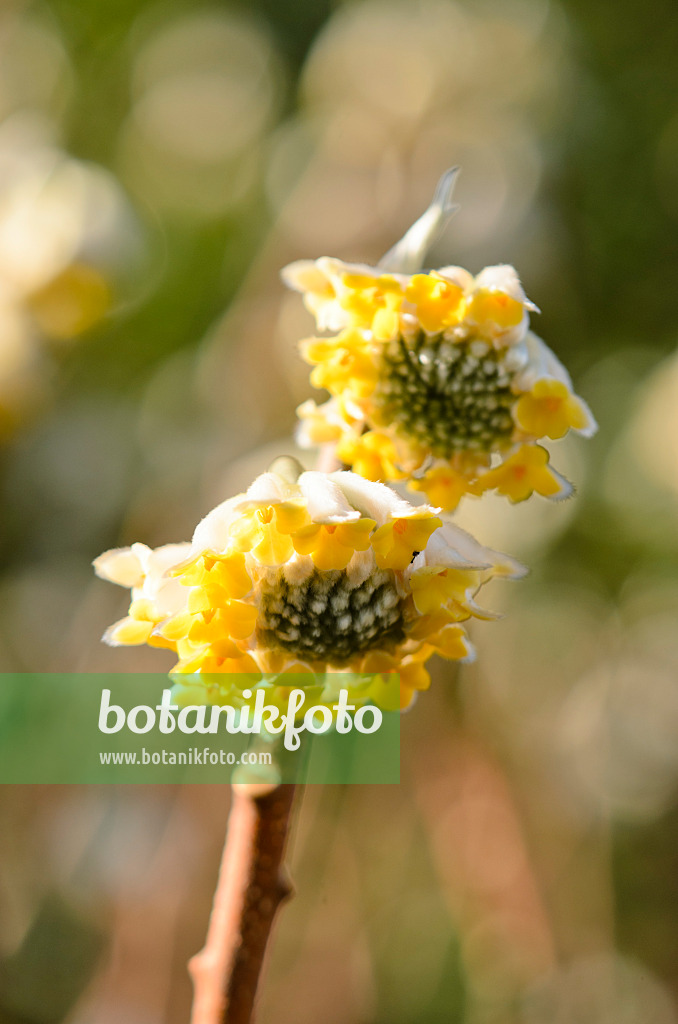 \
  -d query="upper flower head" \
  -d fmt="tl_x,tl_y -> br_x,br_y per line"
94,460 -> 524,712
283,170 -> 597,511
282,259 -> 535,349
